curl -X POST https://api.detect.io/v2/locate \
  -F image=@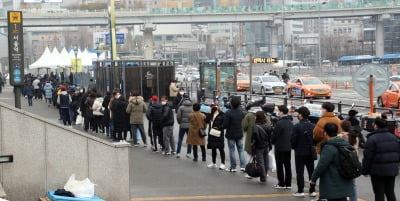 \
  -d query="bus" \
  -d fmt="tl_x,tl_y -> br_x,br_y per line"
338,55 -> 380,66
381,54 -> 400,65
